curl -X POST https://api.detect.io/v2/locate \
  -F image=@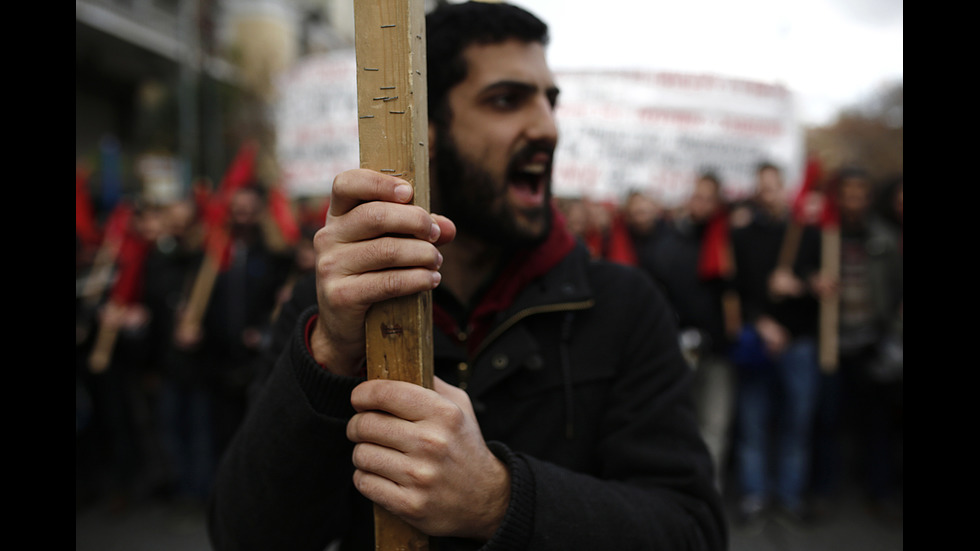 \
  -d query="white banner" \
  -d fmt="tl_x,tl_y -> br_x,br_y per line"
276,51 -> 804,205
552,71 -> 804,206
276,50 -> 360,198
